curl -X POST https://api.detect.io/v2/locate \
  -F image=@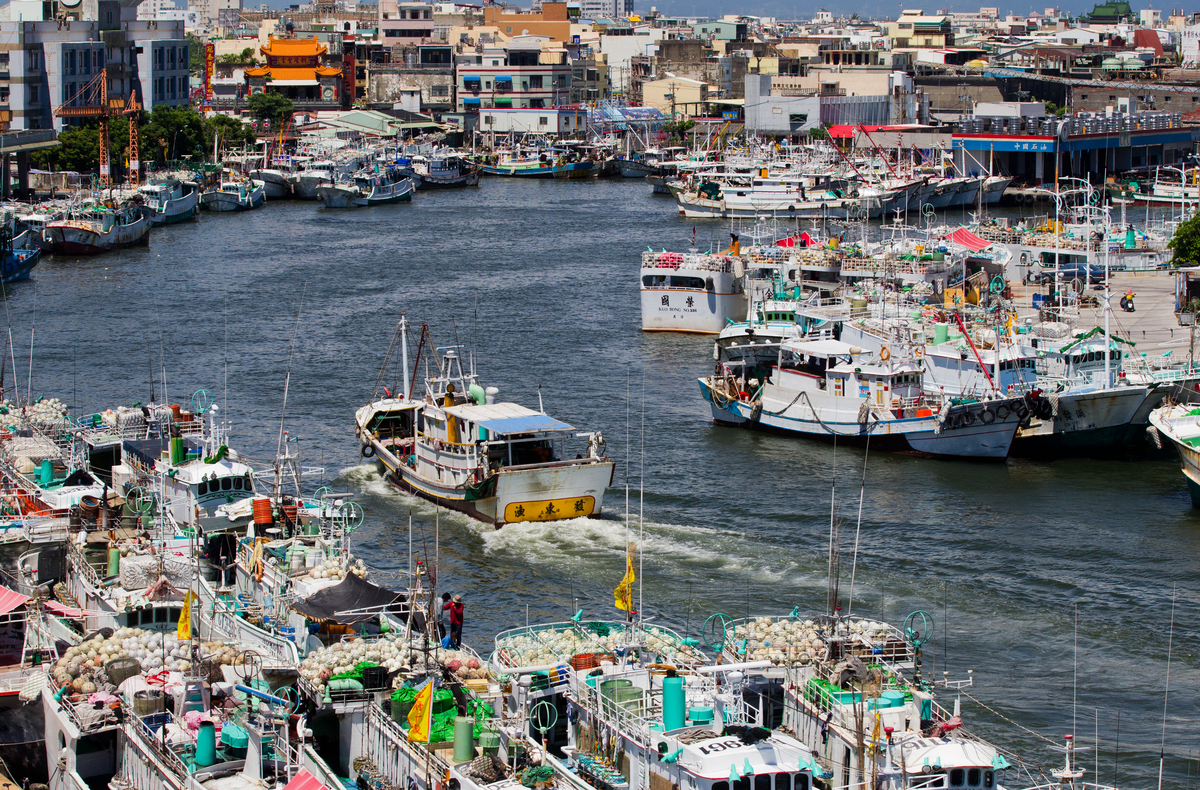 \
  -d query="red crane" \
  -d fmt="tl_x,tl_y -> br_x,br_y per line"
54,68 -> 141,187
